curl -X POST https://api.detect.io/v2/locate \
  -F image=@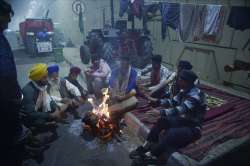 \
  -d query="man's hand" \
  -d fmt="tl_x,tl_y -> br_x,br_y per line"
113,95 -> 124,102
137,83 -> 146,93
84,70 -> 93,76
117,95 -> 124,102
148,85 -> 160,96
146,96 -> 160,107
50,109 -> 64,120
146,96 -> 158,102
78,97 -> 85,104
71,99 -> 80,107
61,98 -> 72,105
45,121 -> 57,127
85,71 -> 90,75
160,109 -> 173,117
148,86 -> 156,91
